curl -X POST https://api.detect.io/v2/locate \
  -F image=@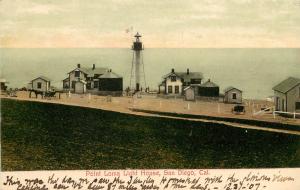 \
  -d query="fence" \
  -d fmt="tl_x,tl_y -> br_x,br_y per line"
273,111 -> 300,119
